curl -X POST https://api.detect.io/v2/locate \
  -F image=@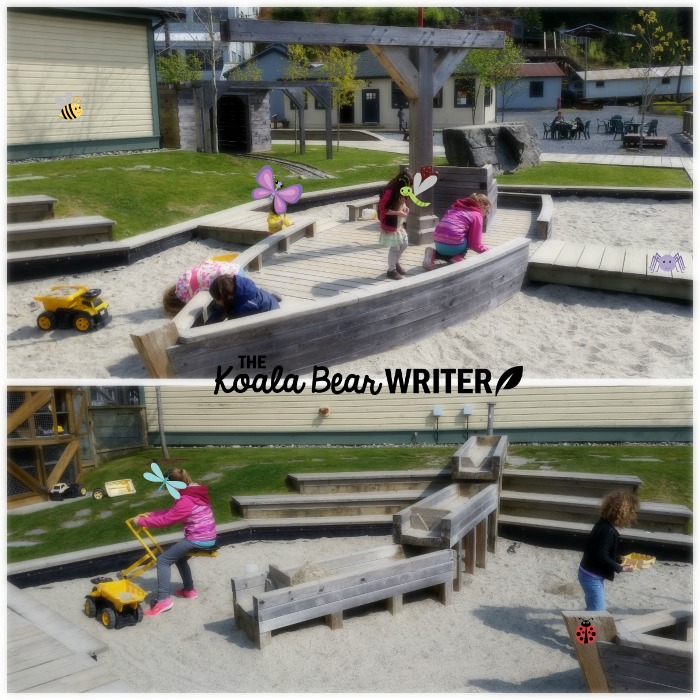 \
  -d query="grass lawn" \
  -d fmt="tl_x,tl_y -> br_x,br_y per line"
8,146 -> 689,239
7,443 -> 691,564
499,162 -> 691,188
